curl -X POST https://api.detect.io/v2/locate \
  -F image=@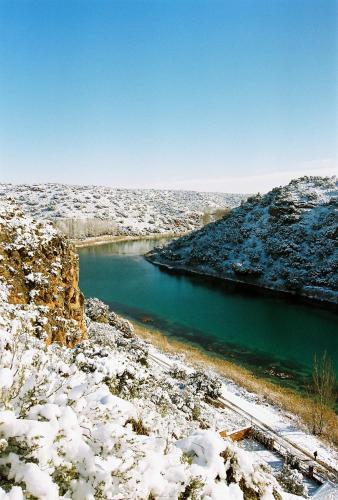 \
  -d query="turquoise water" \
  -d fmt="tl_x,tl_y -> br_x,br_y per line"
78,238 -> 338,391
